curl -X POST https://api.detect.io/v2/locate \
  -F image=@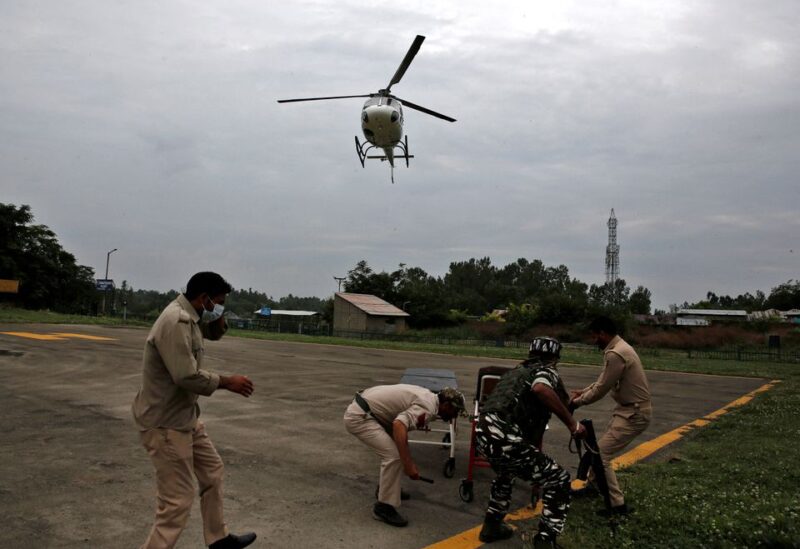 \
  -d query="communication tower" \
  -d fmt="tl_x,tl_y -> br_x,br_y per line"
605,208 -> 620,284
